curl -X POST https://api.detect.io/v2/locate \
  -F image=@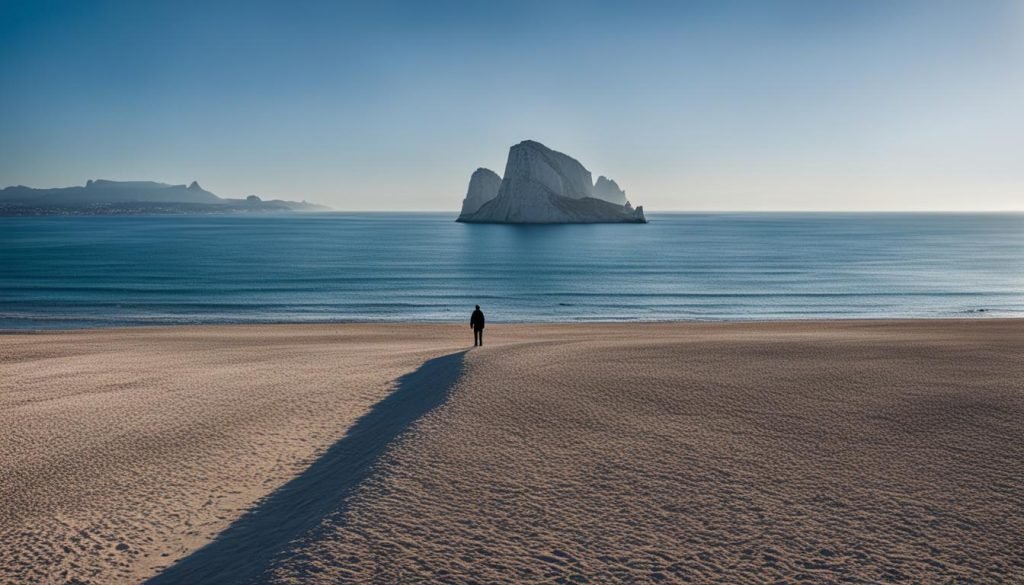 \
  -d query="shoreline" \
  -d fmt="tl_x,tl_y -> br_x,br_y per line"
2,314 -> 1020,335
